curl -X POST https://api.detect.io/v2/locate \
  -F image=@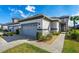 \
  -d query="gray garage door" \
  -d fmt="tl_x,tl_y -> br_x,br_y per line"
21,23 -> 37,39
